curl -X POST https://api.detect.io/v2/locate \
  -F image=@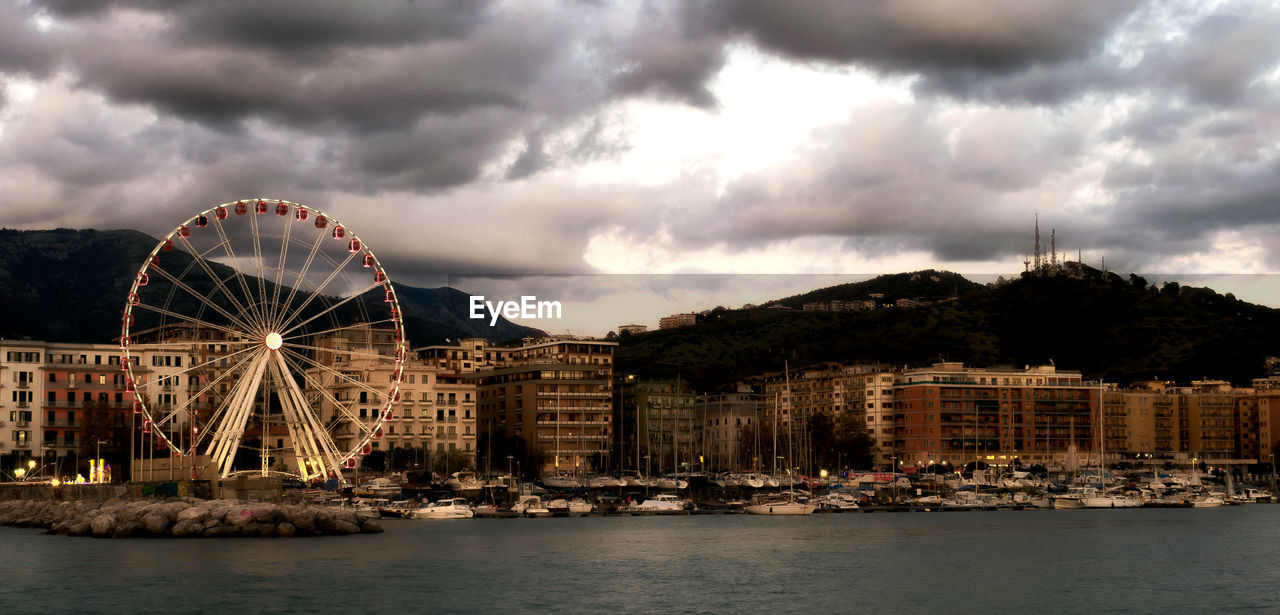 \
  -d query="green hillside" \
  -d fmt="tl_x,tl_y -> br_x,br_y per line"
616,267 -> 1280,391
